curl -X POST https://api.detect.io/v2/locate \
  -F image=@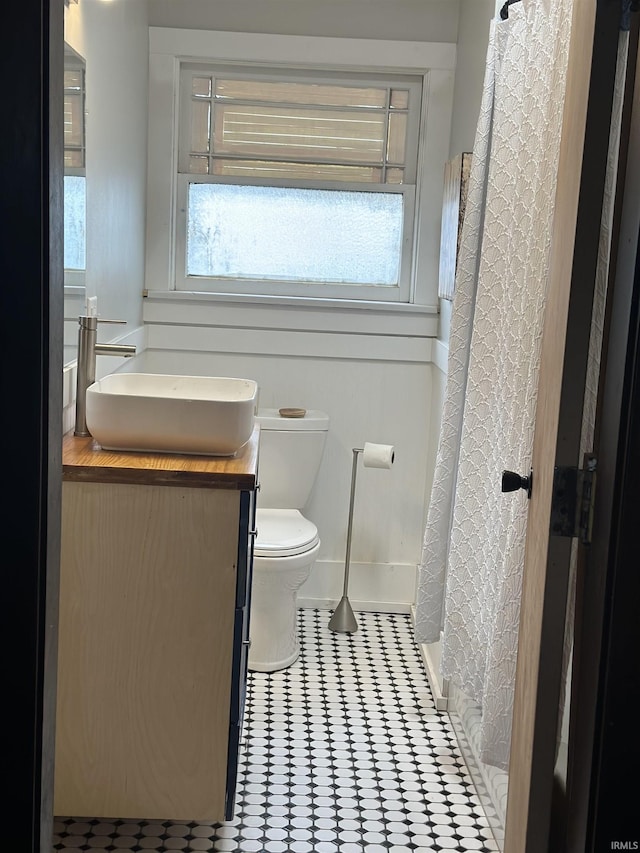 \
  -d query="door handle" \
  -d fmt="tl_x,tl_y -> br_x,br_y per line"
502,469 -> 533,499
